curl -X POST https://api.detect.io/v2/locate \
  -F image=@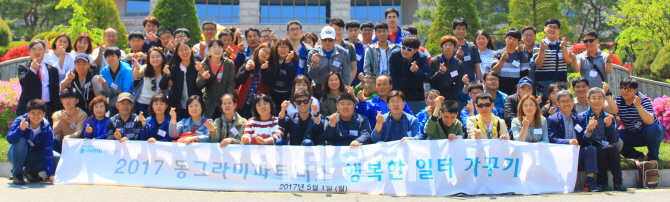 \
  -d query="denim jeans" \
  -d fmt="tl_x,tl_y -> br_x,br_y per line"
8,137 -> 61,175
275,138 -> 314,146
579,145 -> 598,174
619,123 -> 665,161
135,102 -> 150,115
